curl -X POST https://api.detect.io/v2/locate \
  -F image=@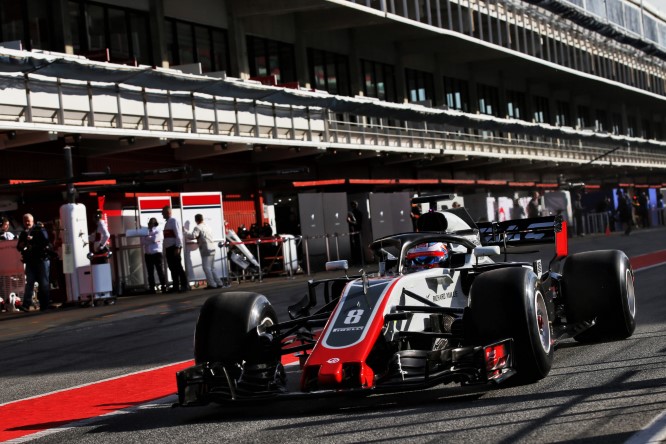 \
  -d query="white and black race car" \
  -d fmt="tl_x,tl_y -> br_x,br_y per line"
177,208 -> 636,405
